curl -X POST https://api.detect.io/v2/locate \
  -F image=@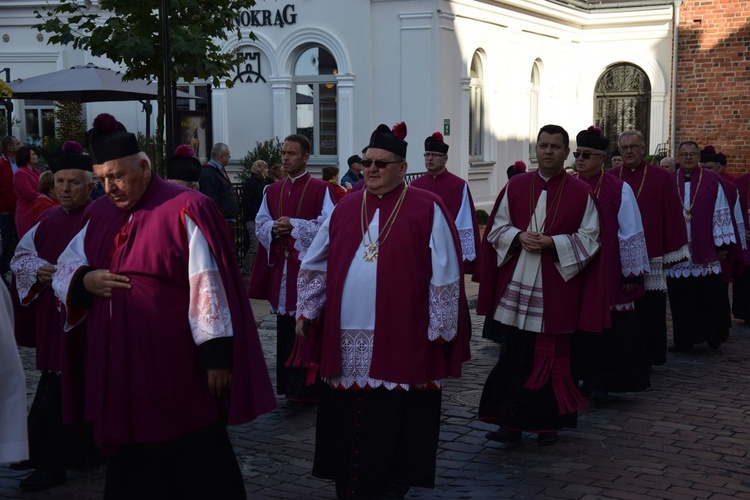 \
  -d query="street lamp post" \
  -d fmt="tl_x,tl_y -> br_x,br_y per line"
160,0 -> 175,160
1,68 -> 12,136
